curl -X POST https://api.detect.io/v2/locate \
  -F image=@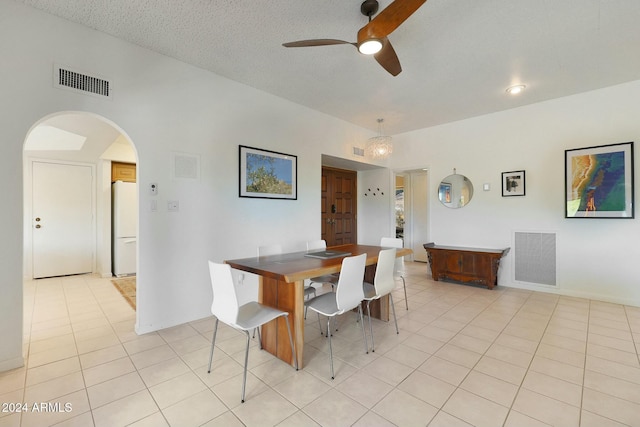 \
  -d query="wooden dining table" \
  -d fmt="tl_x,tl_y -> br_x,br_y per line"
225,243 -> 412,368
